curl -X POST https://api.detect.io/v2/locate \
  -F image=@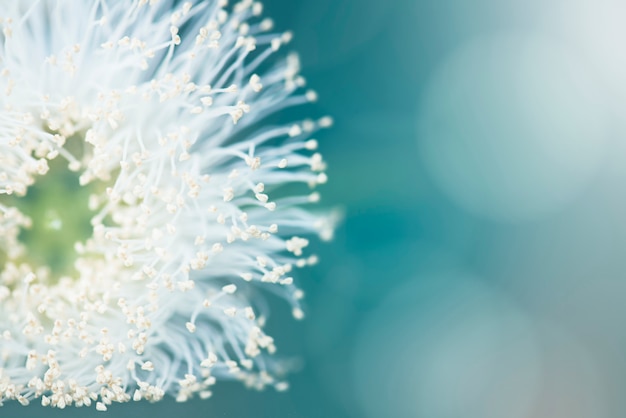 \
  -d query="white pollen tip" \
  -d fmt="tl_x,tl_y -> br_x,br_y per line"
306,90 -> 318,102
222,284 -> 237,294
282,31 -> 293,44
275,382 -> 289,392
319,116 -> 334,128
308,192 -> 321,203
305,139 -> 318,150
289,125 -> 302,137
249,74 -> 263,92
245,307 -> 256,320
260,18 -> 274,31
292,308 -> 305,320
